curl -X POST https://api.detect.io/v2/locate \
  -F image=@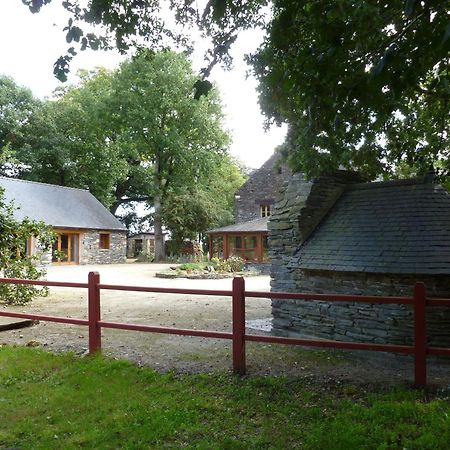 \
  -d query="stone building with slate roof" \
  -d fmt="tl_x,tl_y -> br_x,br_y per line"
207,152 -> 291,265
0,177 -> 127,265
269,172 -> 450,347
